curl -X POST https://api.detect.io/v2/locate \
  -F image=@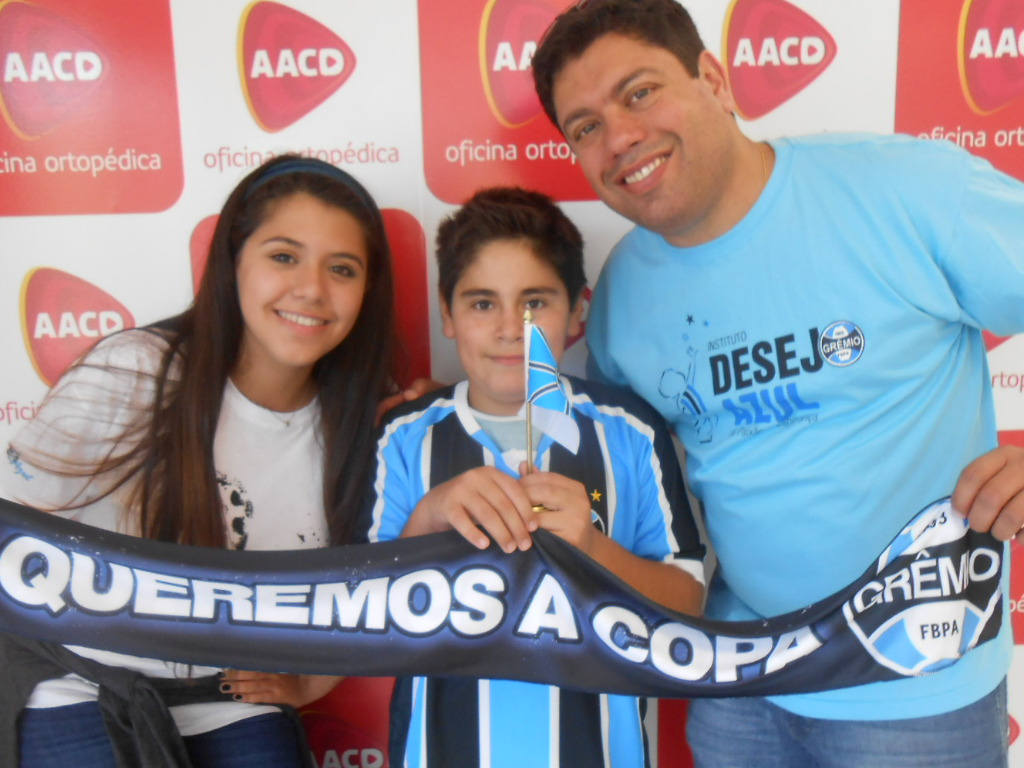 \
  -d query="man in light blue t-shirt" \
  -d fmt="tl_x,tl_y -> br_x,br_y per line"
532,1 -> 1024,765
